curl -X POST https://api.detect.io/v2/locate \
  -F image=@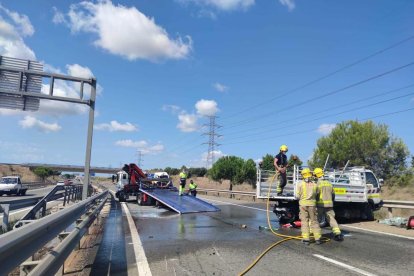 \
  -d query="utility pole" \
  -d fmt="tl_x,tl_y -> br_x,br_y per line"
136,150 -> 144,168
203,116 -> 221,169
